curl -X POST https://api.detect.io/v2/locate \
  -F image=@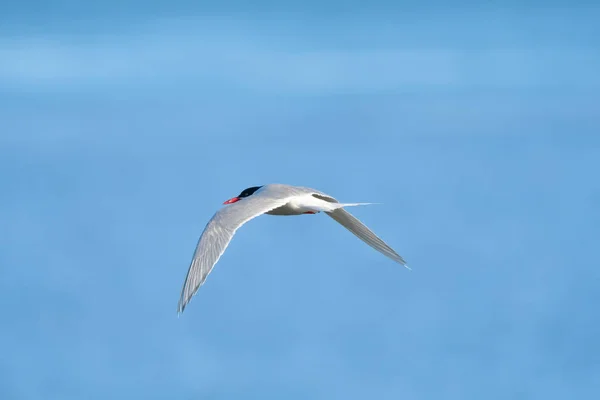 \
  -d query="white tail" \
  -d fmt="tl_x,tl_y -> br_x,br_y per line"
331,202 -> 381,209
